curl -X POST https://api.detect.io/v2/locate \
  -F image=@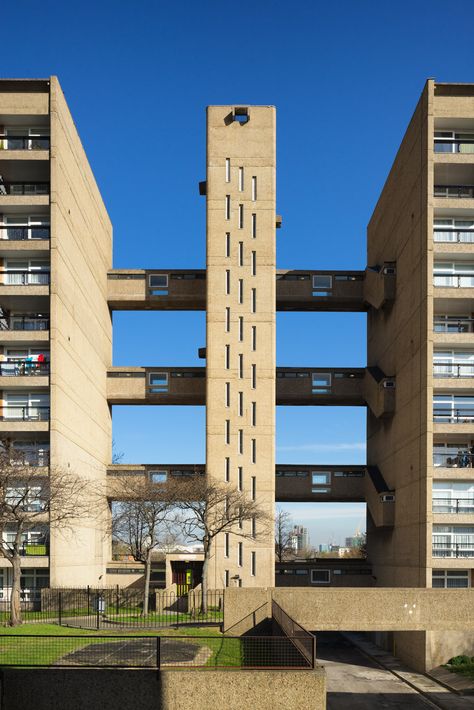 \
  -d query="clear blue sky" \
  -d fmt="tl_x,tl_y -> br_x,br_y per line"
2,0 -> 473,545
